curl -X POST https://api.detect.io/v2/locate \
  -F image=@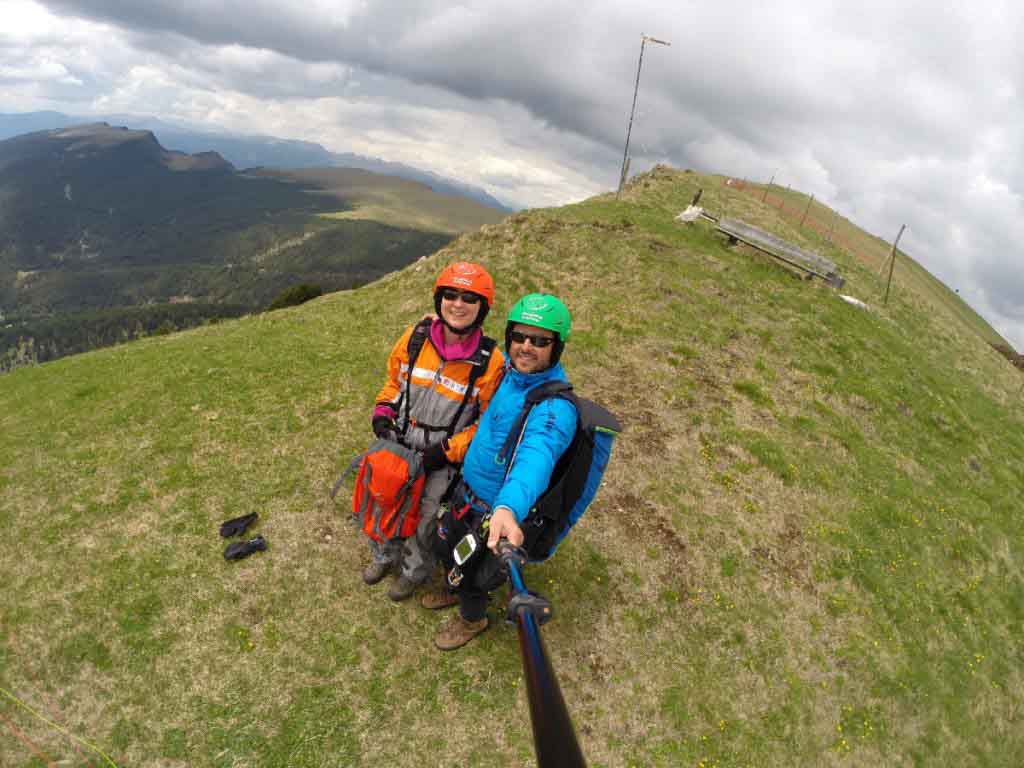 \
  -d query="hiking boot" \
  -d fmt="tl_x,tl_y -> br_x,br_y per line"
435,615 -> 488,651
420,588 -> 460,610
362,561 -> 391,585
387,575 -> 419,602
